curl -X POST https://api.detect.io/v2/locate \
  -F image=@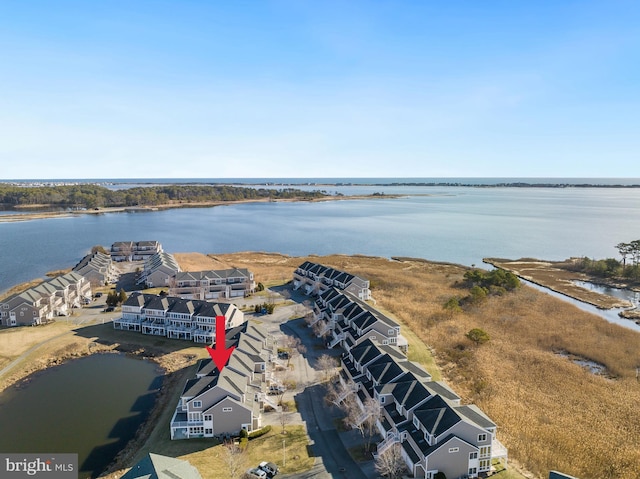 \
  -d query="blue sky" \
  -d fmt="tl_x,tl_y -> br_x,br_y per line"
1,1 -> 638,179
